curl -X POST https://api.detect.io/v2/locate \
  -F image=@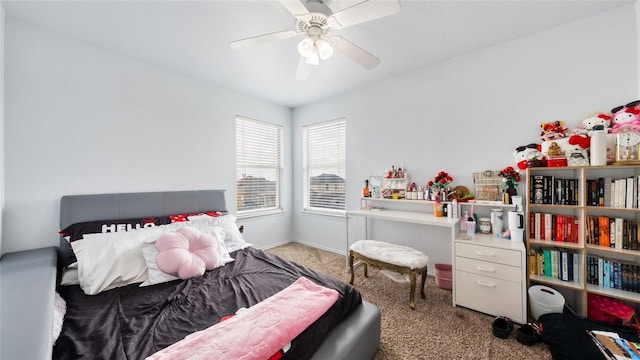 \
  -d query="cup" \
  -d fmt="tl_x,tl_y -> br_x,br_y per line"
491,209 -> 504,236
478,217 -> 492,234
511,228 -> 524,242
466,220 -> 476,234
